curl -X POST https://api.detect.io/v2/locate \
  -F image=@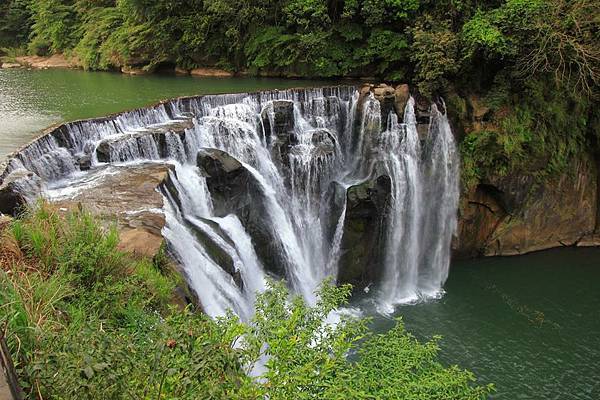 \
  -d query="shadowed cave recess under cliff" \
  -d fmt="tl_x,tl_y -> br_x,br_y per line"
0,85 -> 461,318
